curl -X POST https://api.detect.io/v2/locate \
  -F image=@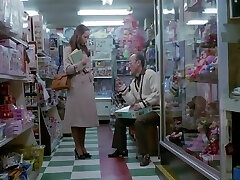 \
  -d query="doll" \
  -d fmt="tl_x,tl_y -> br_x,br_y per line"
208,119 -> 220,137
168,119 -> 184,146
187,117 -> 209,152
203,134 -> 219,155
